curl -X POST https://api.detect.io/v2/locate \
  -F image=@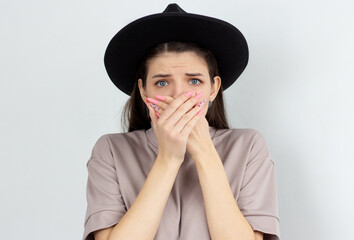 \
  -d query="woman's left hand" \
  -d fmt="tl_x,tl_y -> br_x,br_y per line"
147,95 -> 214,159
